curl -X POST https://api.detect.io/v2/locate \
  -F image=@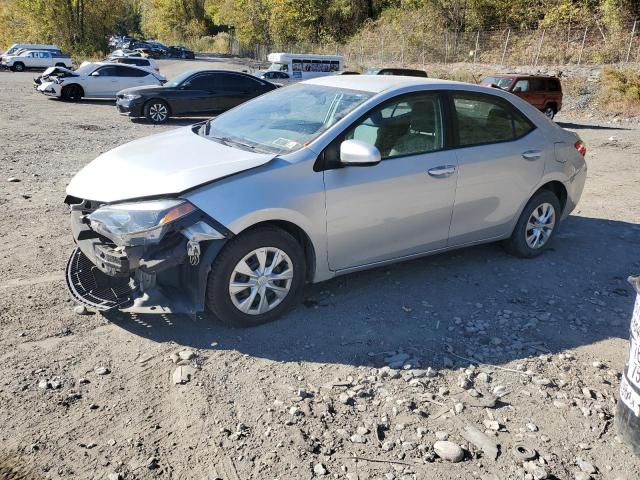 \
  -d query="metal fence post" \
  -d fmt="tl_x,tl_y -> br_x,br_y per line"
627,19 -> 638,63
444,31 -> 448,64
534,28 -> 546,67
578,26 -> 588,65
501,28 -> 510,65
